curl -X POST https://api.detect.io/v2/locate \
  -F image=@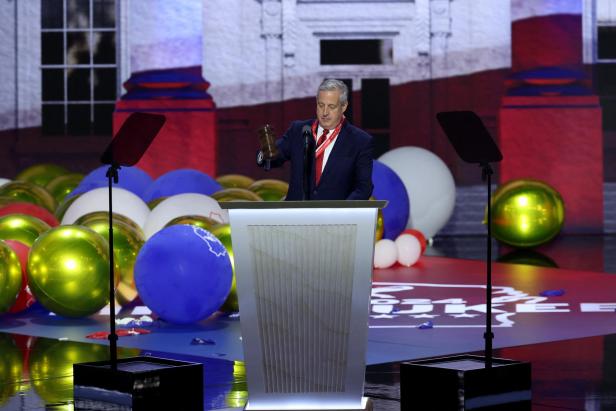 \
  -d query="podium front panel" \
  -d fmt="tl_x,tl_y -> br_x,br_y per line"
228,206 -> 378,410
